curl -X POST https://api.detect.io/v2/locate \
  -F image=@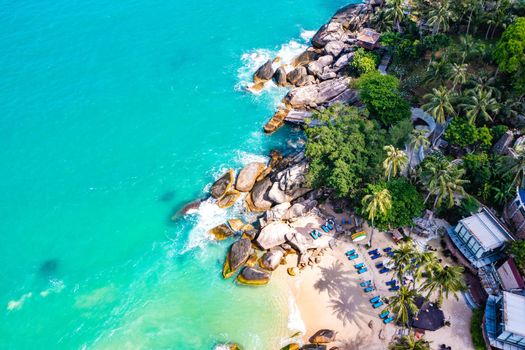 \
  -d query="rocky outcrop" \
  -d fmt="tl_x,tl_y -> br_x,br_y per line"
211,170 -> 235,199
282,199 -> 318,221
253,59 -> 274,83
307,55 -> 334,78
209,224 -> 235,240
273,66 -> 288,86
332,52 -> 354,72
287,66 -> 308,86
237,266 -> 271,286
259,248 -> 285,271
285,230 -> 330,255
255,221 -> 291,250
309,329 -> 336,344
284,77 -> 352,109
223,238 -> 253,278
246,177 -> 274,211
267,154 -> 311,204
264,202 -> 291,222
228,219 -> 245,232
324,40 -> 346,57
281,344 -> 300,350
301,345 -> 327,350
217,189 -> 240,208
236,162 -> 266,192
292,49 -> 321,67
